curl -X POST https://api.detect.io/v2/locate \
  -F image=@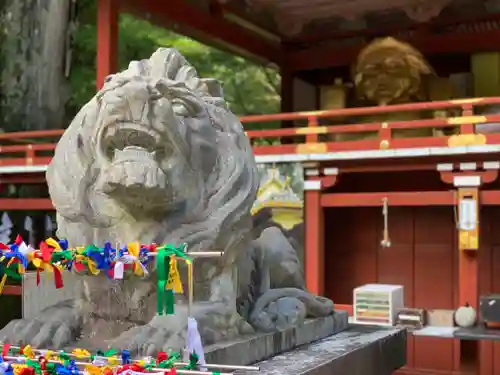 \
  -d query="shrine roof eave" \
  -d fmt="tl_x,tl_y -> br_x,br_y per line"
290,20 -> 500,71
121,0 -> 282,67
